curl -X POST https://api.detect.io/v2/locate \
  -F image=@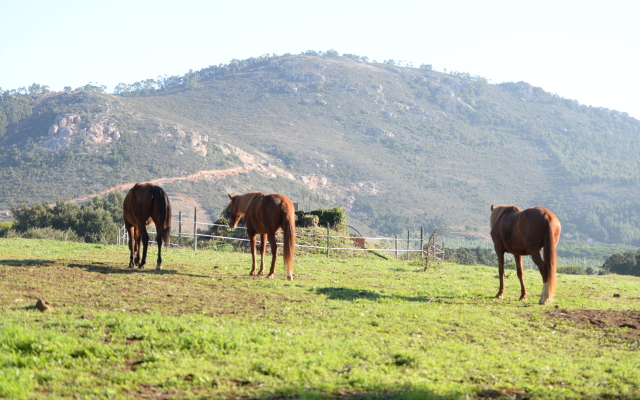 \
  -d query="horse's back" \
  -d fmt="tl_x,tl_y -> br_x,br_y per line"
245,193 -> 294,233
123,183 -> 170,227
491,205 -> 560,254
